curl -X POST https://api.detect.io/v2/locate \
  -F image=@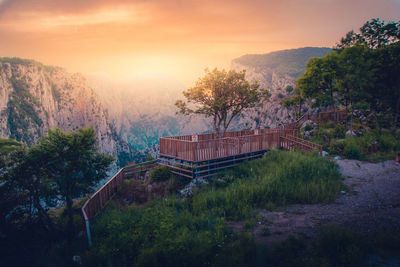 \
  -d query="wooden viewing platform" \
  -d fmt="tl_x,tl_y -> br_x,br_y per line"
159,127 -> 300,162
158,126 -> 322,179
